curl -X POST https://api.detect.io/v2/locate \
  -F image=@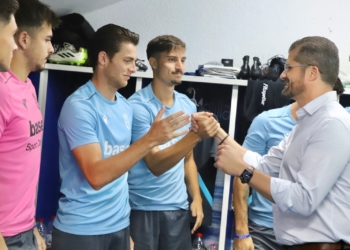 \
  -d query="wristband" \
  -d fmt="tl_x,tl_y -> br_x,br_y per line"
234,233 -> 251,239
218,134 -> 229,145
